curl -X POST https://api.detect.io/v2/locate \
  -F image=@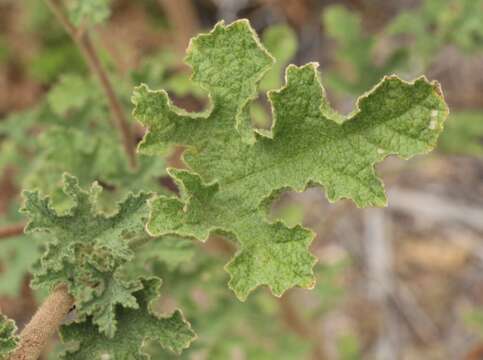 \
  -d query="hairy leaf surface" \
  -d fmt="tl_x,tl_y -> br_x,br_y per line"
133,19 -> 448,300
59,278 -> 195,359
22,174 -> 151,337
